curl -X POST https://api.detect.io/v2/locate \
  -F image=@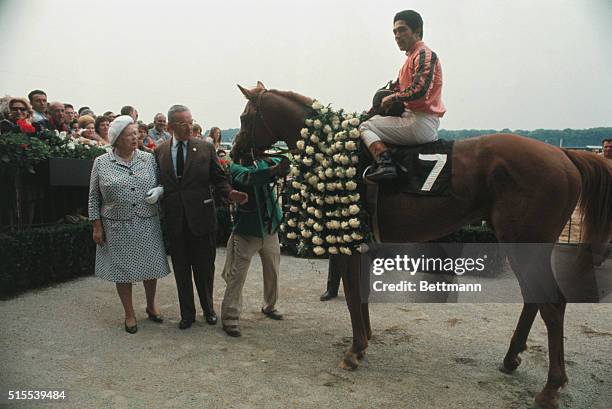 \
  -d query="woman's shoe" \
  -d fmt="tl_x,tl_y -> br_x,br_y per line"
124,320 -> 138,334
146,308 -> 164,323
